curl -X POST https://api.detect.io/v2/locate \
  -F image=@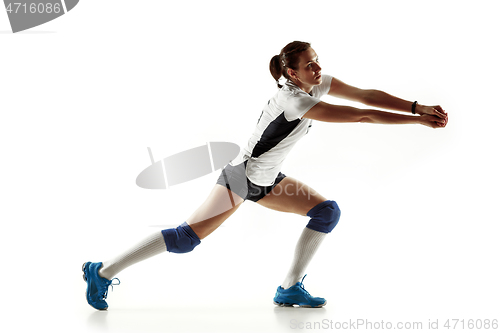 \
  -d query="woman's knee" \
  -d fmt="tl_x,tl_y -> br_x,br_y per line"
306,200 -> 341,233
161,222 -> 201,253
